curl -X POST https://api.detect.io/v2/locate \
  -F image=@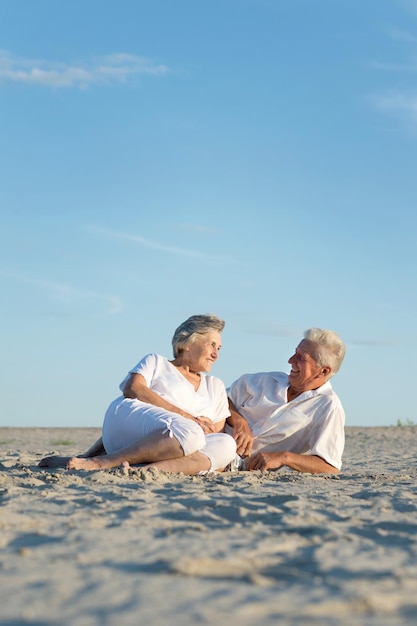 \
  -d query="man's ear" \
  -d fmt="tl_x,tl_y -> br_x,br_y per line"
321,366 -> 331,378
